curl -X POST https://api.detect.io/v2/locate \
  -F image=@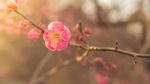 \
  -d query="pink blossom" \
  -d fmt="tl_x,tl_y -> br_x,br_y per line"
28,29 -> 41,40
43,21 -> 71,51
95,73 -> 109,84
6,0 -> 18,11
18,20 -> 29,31
92,57 -> 103,65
